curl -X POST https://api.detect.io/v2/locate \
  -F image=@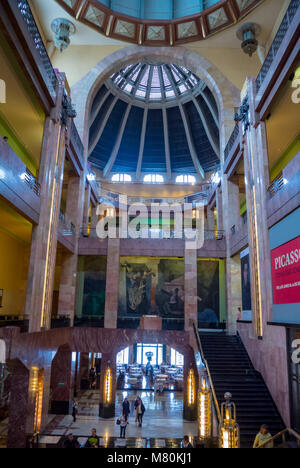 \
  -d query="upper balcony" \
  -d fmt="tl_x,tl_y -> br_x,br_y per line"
66,120 -> 85,176
57,211 -> 76,253
0,0 -> 58,114
0,137 -> 40,223
267,152 -> 300,228
255,0 -> 300,120
79,228 -> 226,258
